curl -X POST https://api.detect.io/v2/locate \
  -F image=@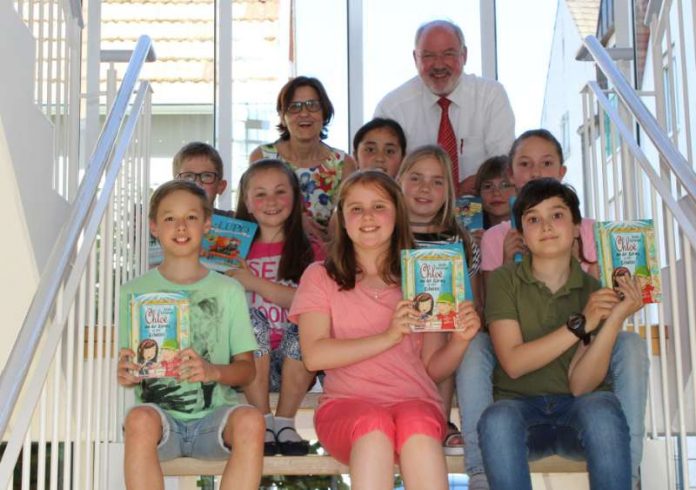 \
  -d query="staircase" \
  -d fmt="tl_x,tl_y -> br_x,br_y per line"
1,1 -> 696,489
